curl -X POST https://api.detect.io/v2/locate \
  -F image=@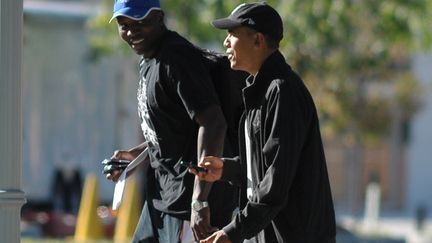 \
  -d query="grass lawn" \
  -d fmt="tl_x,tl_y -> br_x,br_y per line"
22,239 -> 116,243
